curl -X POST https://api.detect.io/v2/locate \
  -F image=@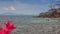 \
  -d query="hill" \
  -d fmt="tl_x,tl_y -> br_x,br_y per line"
38,8 -> 60,18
